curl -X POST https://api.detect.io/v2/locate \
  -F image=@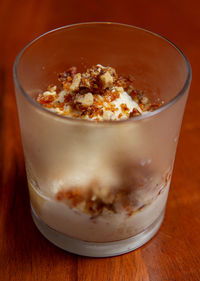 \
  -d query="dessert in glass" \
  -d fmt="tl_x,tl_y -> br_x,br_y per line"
13,23 -> 191,257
